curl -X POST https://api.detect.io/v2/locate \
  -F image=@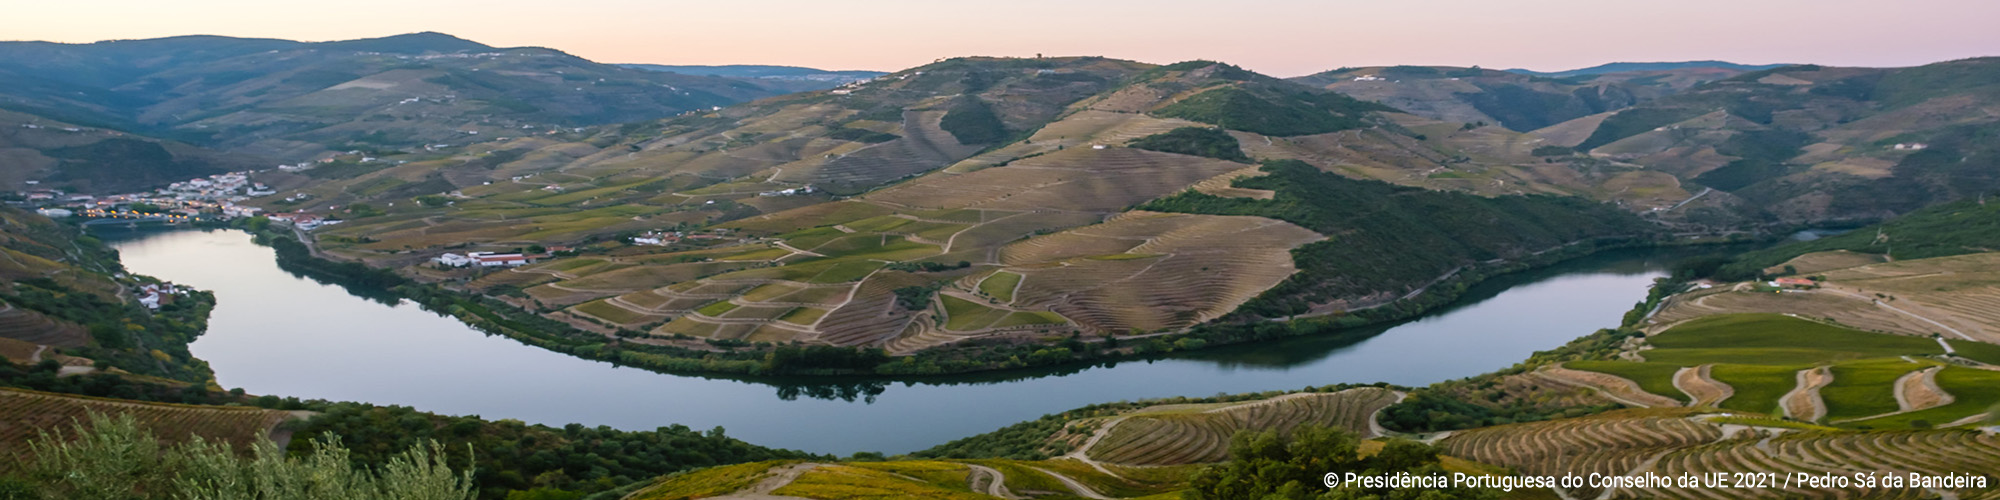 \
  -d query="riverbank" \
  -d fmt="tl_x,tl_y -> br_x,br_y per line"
106,228 -> 1680,453
251,219 -> 1751,379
